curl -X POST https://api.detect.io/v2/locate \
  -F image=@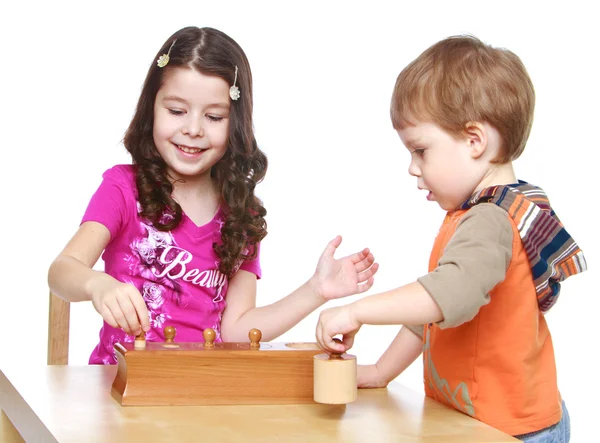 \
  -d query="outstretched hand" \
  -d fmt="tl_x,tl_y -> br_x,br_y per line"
313,235 -> 378,301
